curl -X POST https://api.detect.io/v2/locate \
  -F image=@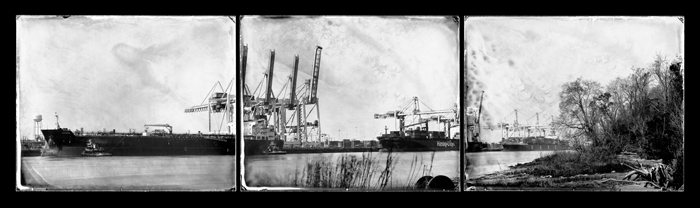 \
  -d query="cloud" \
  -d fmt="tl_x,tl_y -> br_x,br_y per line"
17,16 -> 236,137
466,17 -> 683,143
242,16 -> 459,141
